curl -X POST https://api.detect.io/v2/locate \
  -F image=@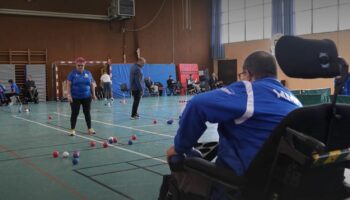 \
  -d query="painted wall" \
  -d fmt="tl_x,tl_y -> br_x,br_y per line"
0,0 -> 211,100
224,30 -> 350,92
